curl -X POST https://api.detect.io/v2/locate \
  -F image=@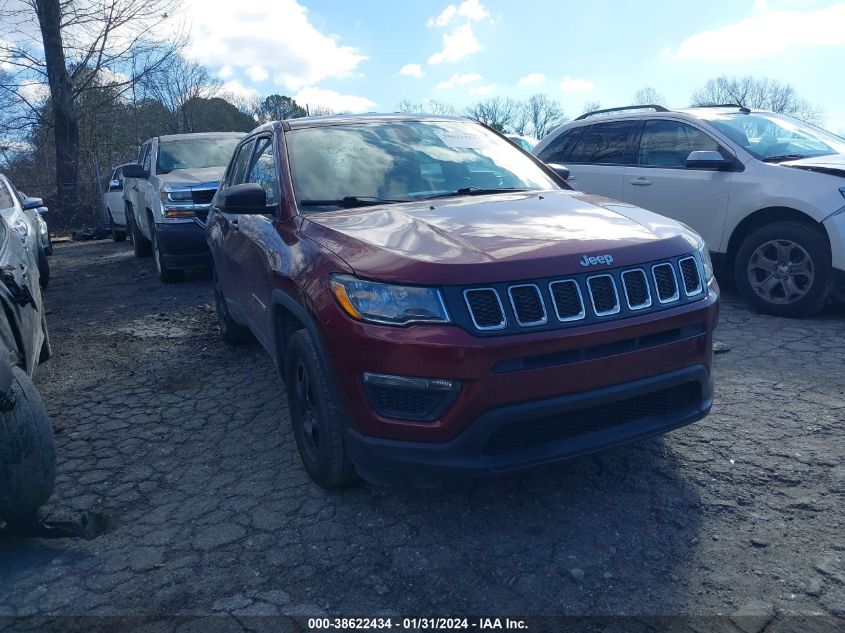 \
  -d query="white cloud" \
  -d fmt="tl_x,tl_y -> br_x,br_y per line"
428,23 -> 481,65
668,2 -> 845,60
436,72 -> 482,90
246,65 -> 268,82
398,63 -> 424,78
18,80 -> 49,104
469,83 -> 496,95
518,72 -> 545,86
185,0 -> 367,92
293,86 -> 376,114
221,80 -> 259,99
560,75 -> 596,93
218,65 -> 234,79
427,0 -> 490,27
